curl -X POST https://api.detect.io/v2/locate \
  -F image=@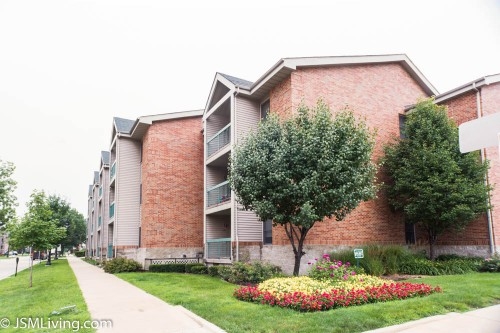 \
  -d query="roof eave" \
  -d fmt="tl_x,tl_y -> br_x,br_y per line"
435,74 -> 500,103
